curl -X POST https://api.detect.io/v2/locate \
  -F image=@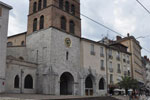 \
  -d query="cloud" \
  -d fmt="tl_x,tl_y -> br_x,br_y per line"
1,0 -> 28,36
8,13 -> 25,36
